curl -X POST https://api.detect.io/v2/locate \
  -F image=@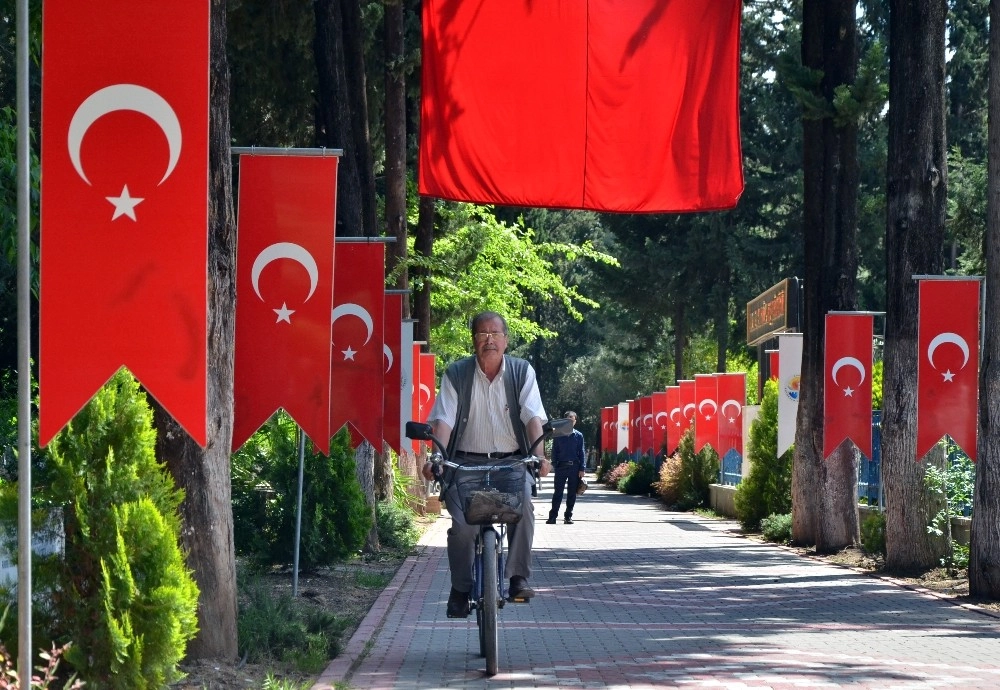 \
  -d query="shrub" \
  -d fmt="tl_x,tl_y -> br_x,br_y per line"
760,513 -> 792,543
43,370 -> 199,689
376,500 -> 419,552
232,418 -> 372,569
603,462 -> 635,490
734,379 -> 791,531
860,511 -> 886,556
597,450 -> 626,483
652,452 -> 683,506
619,459 -> 656,495
673,429 -> 719,510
